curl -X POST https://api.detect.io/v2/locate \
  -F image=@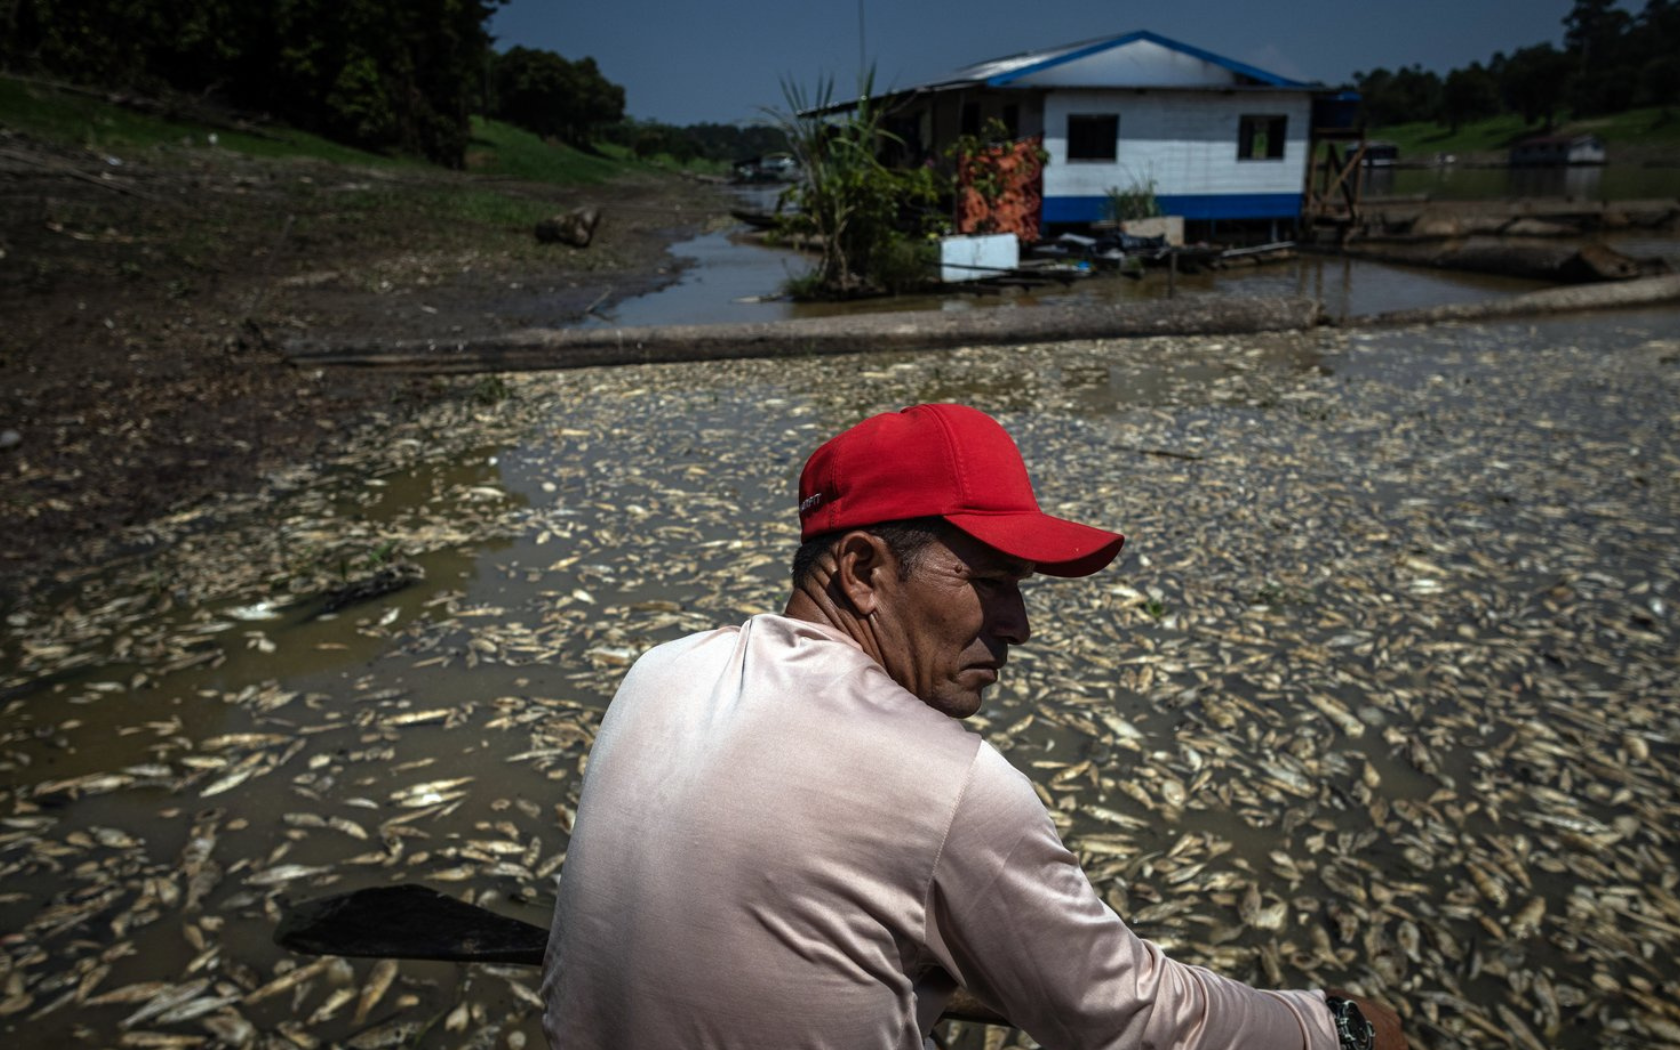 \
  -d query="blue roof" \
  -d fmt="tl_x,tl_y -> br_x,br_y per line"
958,30 -> 1314,90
